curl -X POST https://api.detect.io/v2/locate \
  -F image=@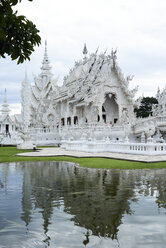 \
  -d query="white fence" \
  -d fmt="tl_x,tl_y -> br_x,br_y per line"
61,140 -> 166,155
29,128 -> 60,146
